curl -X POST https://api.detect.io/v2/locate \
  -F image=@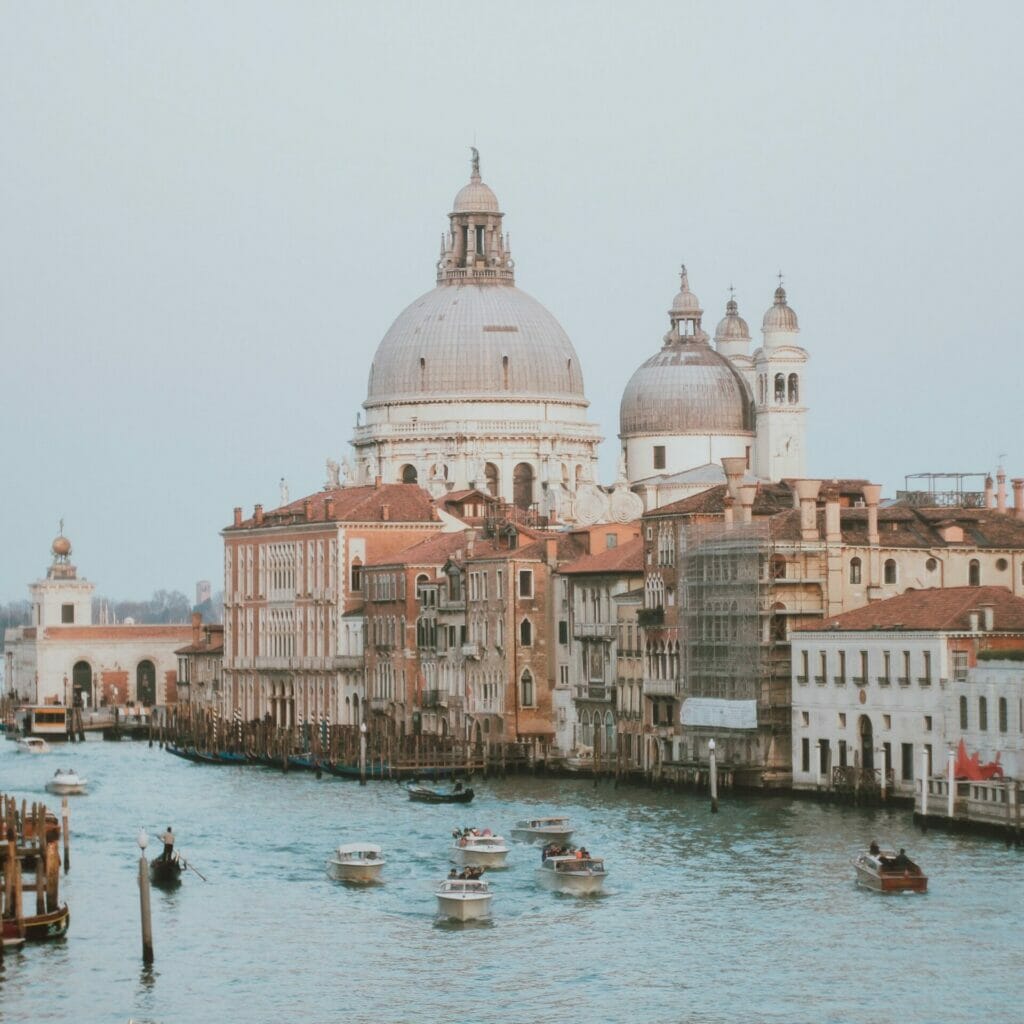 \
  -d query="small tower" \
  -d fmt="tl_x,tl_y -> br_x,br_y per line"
752,278 -> 808,481
715,288 -> 755,394
29,525 -> 95,628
